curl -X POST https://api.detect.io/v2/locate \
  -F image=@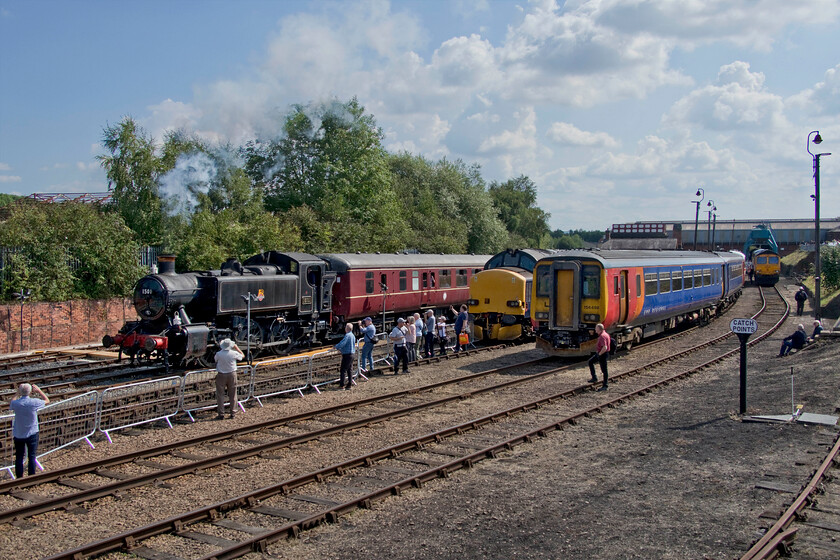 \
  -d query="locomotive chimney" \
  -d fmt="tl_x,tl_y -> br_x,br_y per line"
157,254 -> 177,275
